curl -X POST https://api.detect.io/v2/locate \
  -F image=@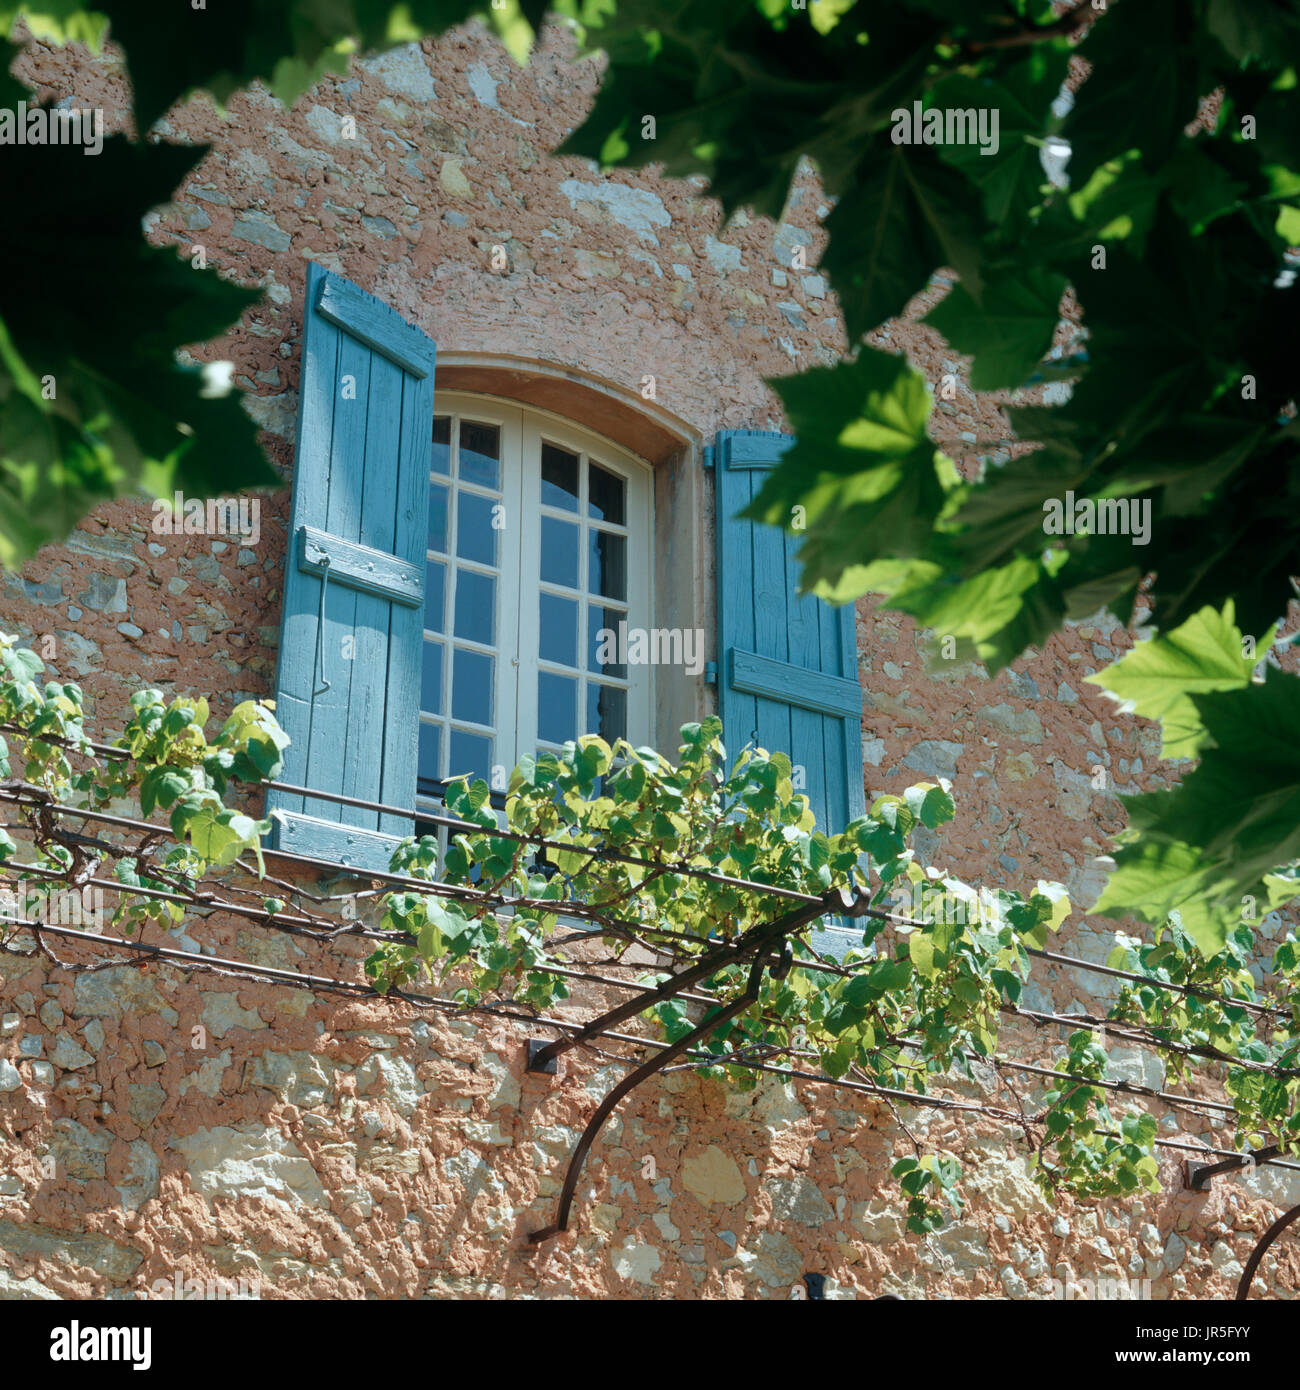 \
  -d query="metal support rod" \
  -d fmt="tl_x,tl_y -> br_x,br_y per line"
526,885 -> 867,1072
1236,1200 -> 1300,1300
1184,1145 -> 1280,1192
528,953 -> 768,1245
